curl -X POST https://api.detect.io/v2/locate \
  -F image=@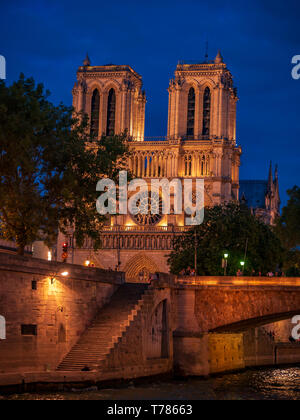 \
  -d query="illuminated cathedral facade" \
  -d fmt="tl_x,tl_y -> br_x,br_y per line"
57,51 -> 245,280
